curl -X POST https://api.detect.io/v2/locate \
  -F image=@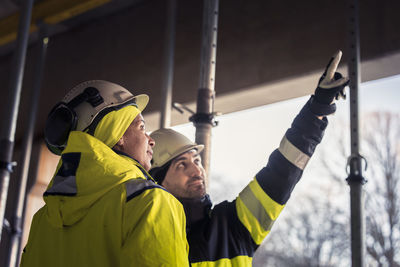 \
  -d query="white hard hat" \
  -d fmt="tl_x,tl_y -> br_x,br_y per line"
150,128 -> 204,169
44,80 -> 148,155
